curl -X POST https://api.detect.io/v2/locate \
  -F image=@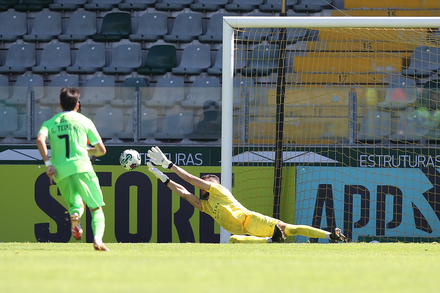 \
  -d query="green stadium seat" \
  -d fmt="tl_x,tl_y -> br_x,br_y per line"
137,45 -> 177,76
